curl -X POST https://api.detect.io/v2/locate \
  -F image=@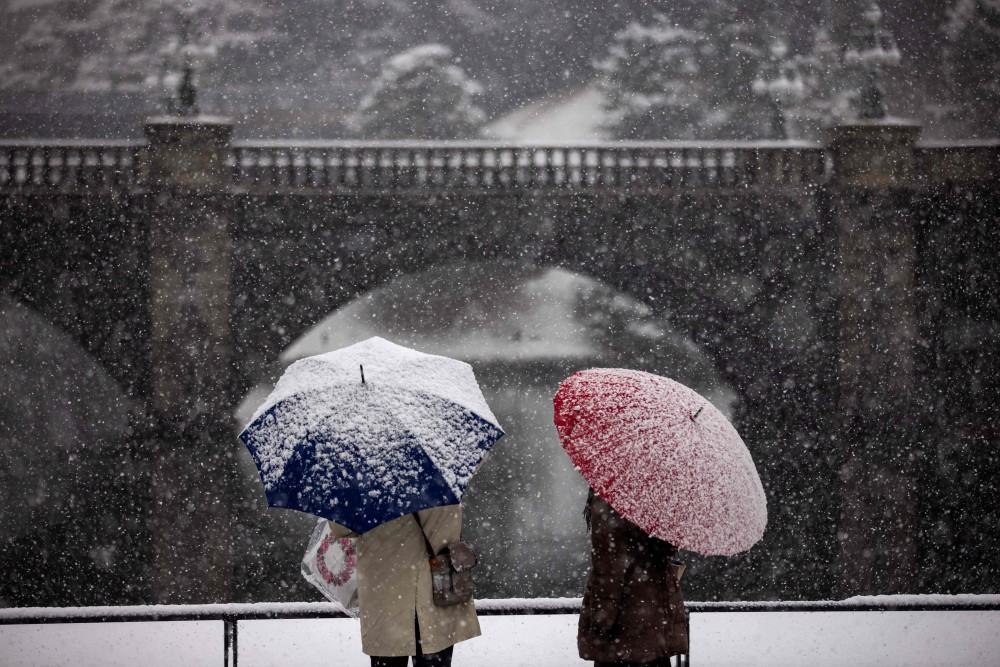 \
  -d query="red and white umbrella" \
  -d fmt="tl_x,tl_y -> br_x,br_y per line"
553,368 -> 767,556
